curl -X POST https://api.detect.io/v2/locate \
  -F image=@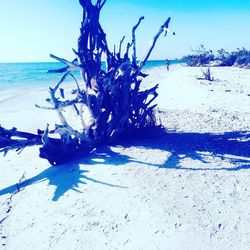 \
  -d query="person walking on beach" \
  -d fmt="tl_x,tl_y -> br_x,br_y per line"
165,58 -> 170,71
